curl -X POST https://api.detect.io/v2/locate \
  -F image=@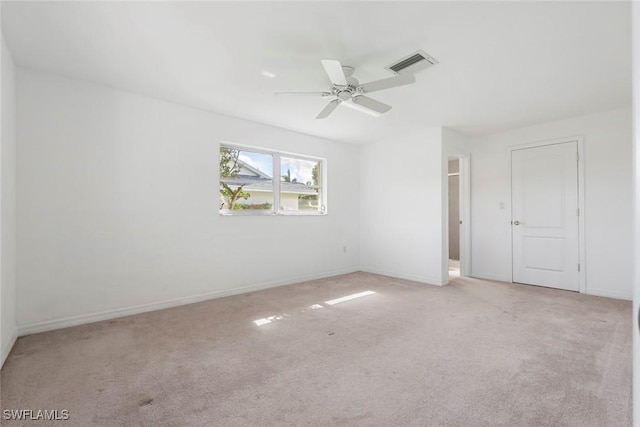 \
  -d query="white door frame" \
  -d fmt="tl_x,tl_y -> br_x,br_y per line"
506,135 -> 586,293
459,156 -> 471,277
443,153 -> 471,283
